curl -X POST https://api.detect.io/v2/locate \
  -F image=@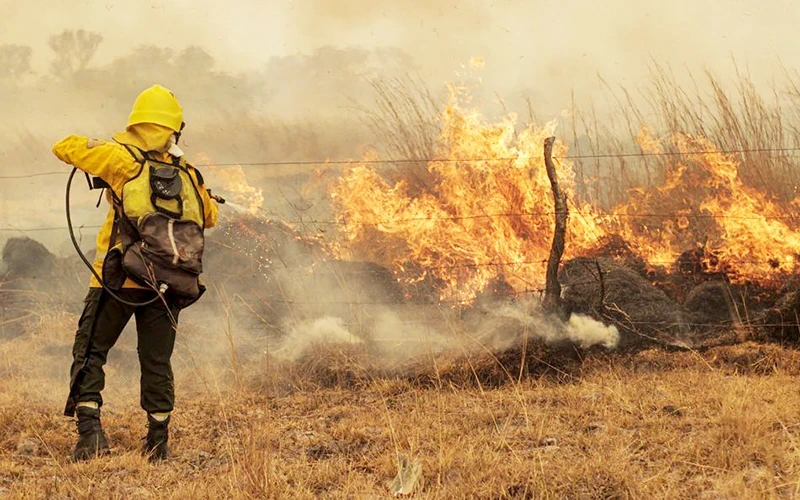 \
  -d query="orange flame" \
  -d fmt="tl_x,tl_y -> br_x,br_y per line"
330,86 -> 800,301
331,86 -> 605,301
609,132 -> 800,281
